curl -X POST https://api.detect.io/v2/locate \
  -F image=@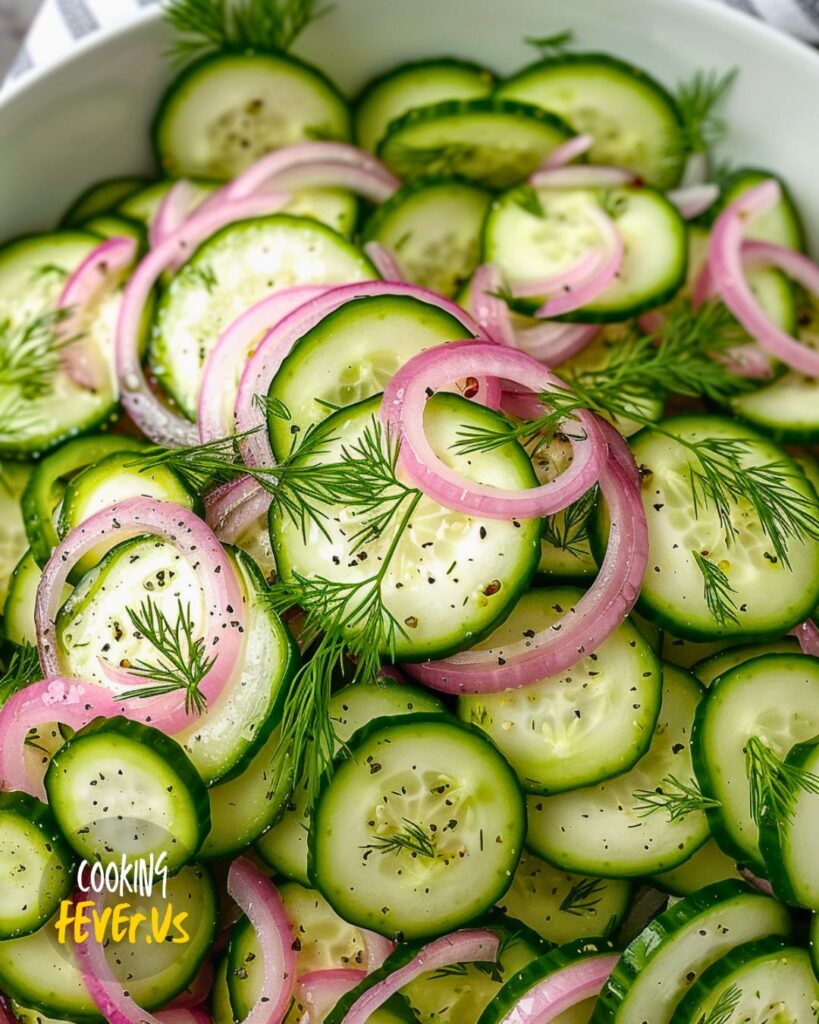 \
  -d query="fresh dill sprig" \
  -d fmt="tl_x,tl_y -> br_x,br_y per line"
675,68 -> 738,155
691,550 -> 740,626
118,597 -> 216,716
0,309 -> 76,433
698,983 -> 742,1024
163,0 -> 332,64
745,735 -> 819,827
360,818 -> 436,859
559,876 -> 606,916
633,774 -> 721,823
524,29 -> 574,55
0,643 -> 41,708
541,487 -> 598,558
451,390 -> 586,457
